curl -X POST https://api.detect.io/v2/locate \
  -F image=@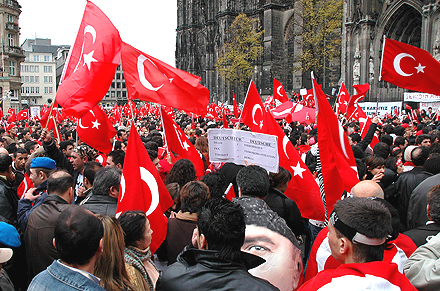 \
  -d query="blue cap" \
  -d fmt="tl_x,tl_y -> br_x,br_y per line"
0,222 -> 21,248
30,157 -> 57,170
